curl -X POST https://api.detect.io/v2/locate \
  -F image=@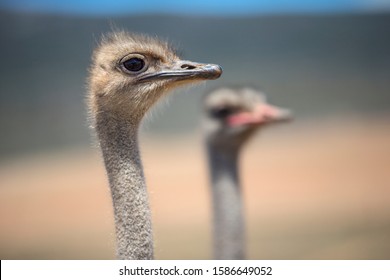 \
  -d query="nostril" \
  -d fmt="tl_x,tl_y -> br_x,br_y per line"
181,64 -> 196,70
